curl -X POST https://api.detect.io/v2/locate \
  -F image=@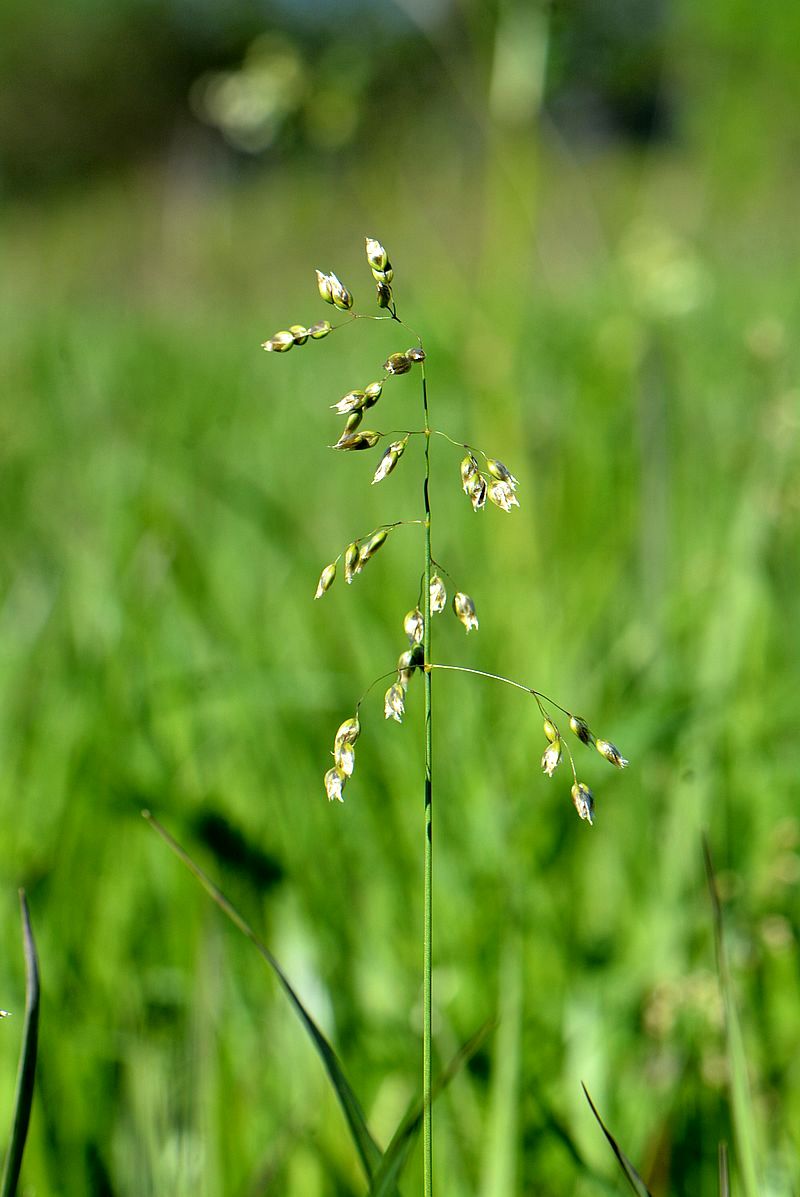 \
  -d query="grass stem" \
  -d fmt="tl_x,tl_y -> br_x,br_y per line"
422,361 -> 434,1197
